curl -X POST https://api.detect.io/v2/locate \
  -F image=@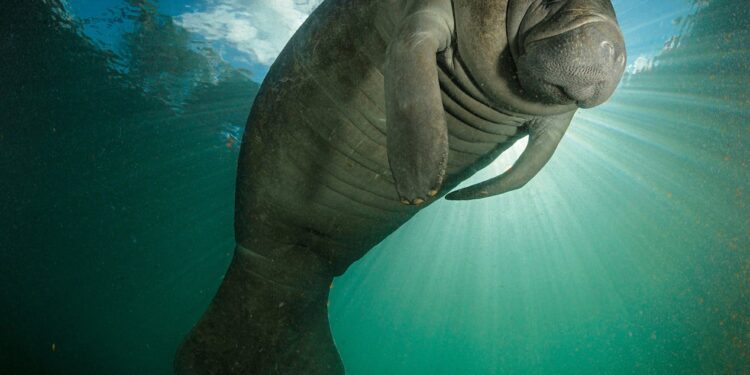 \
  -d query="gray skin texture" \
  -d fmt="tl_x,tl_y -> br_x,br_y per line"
175,0 -> 625,373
